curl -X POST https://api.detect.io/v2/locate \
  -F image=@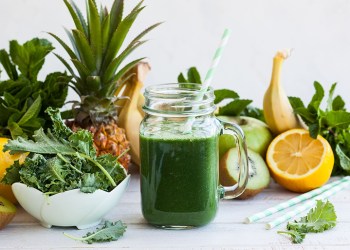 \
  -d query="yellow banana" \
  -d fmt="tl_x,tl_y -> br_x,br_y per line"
118,62 -> 150,166
263,50 -> 304,135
